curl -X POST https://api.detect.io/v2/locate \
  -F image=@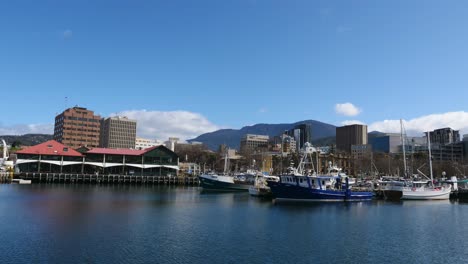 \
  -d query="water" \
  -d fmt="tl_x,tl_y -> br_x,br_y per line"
1,184 -> 468,264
